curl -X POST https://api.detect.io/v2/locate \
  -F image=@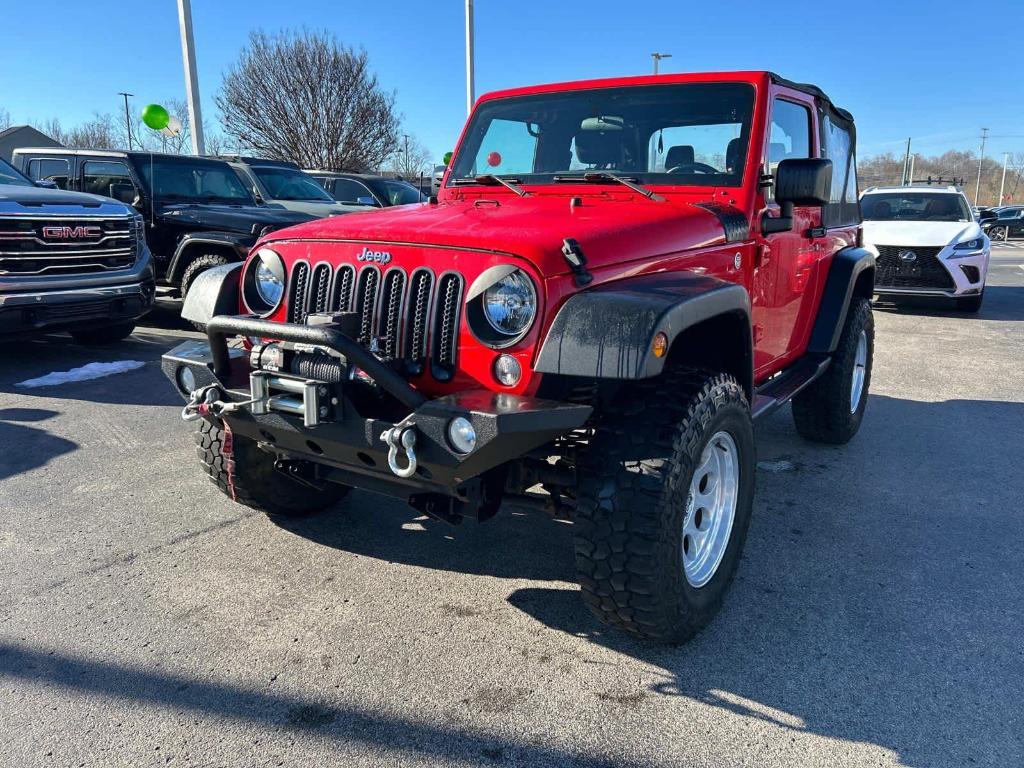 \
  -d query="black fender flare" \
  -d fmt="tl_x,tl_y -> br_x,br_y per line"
181,262 -> 242,326
807,246 -> 875,354
535,272 -> 752,393
168,232 -> 255,286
